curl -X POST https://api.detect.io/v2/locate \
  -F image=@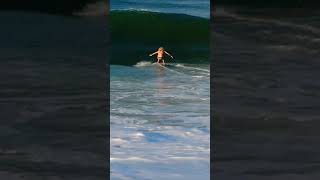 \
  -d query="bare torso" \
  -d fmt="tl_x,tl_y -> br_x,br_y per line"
157,50 -> 164,59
